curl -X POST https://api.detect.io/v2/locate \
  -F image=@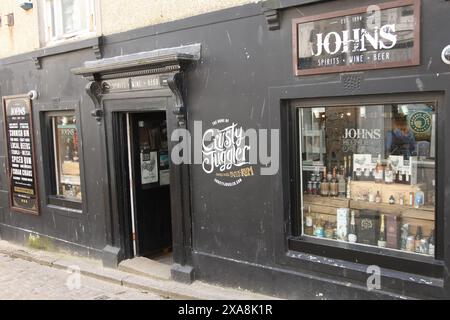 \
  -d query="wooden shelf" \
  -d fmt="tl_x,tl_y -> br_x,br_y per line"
350,180 -> 425,204
350,200 -> 434,221
302,193 -> 435,235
